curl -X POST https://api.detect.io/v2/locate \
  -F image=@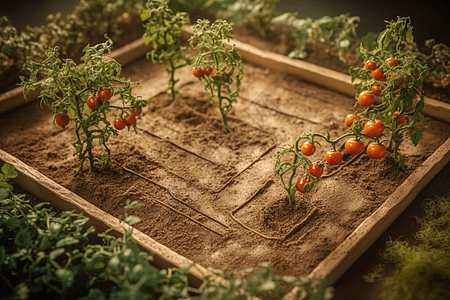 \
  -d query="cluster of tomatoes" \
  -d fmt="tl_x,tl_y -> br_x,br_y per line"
295,58 -> 411,193
357,58 -> 404,106
192,67 -> 226,81
54,89 -> 143,131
